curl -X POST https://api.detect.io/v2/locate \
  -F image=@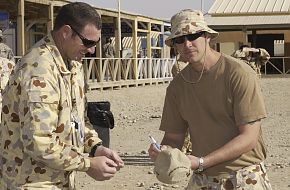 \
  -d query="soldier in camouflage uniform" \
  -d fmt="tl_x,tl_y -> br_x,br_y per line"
0,29 -> 14,61
0,2 -> 123,189
149,9 -> 272,190
102,37 -> 115,58
0,57 -> 15,123
232,45 -> 270,77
